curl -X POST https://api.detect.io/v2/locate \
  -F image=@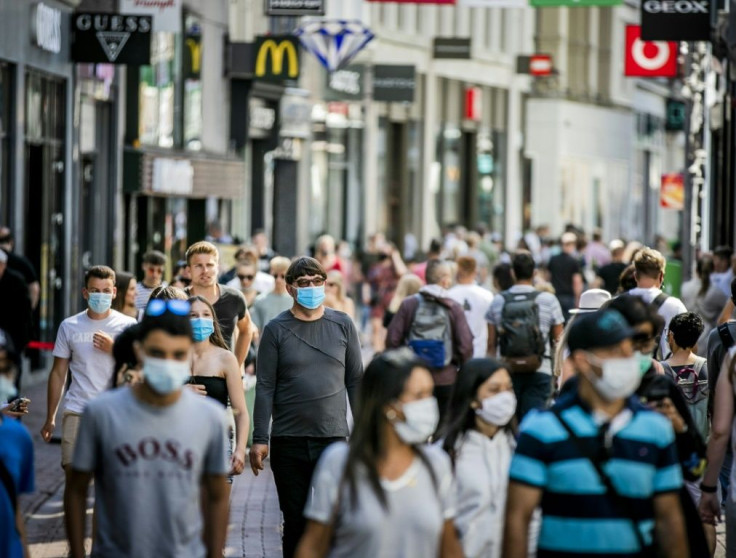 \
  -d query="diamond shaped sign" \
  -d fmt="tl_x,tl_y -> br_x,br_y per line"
96,31 -> 131,62
295,20 -> 374,73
